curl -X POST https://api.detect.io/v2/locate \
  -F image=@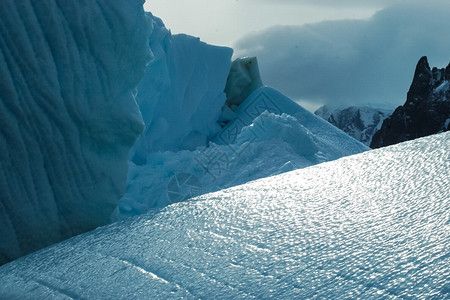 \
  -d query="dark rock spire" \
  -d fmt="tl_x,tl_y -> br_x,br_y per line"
371,56 -> 450,148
